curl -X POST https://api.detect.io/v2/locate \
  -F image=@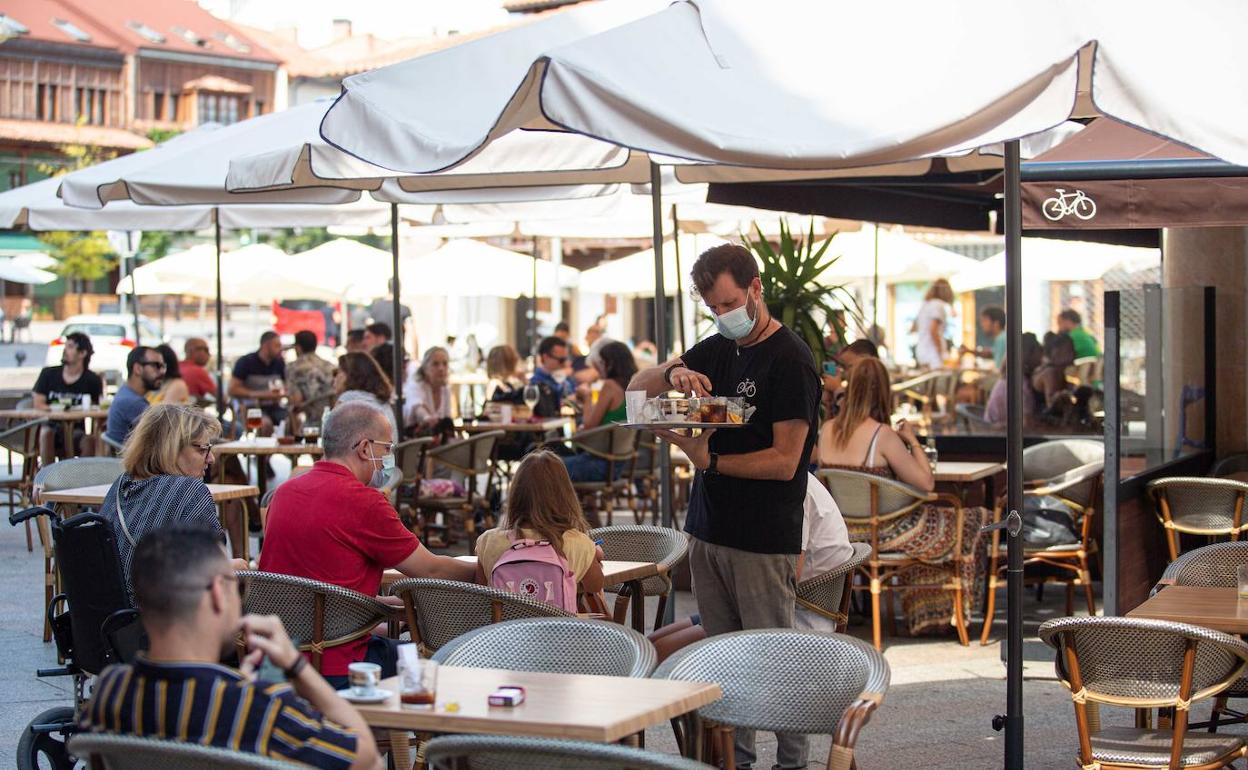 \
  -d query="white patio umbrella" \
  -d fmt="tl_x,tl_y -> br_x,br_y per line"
821,225 -> 978,284
117,243 -> 350,304
951,239 -> 1161,292
302,3 -> 1248,759
289,238 -> 409,304
0,258 -> 55,285
400,239 -> 578,299
579,233 -> 726,296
